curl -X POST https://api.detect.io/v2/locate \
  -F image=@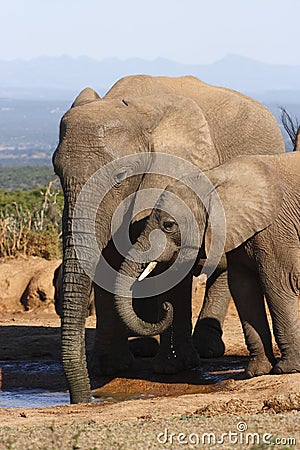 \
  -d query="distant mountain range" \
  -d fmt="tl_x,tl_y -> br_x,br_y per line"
0,54 -> 300,102
1,54 -> 299,167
